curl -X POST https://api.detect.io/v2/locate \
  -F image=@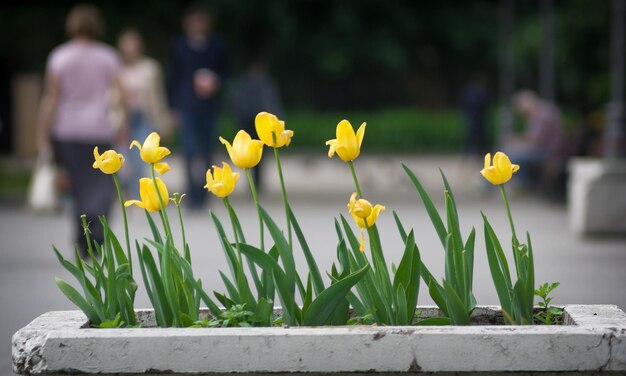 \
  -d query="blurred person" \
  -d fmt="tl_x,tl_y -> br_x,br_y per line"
167,3 -> 229,209
117,28 -> 172,196
36,4 -> 124,257
507,89 -> 567,189
460,74 -> 489,157
230,55 -> 283,190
